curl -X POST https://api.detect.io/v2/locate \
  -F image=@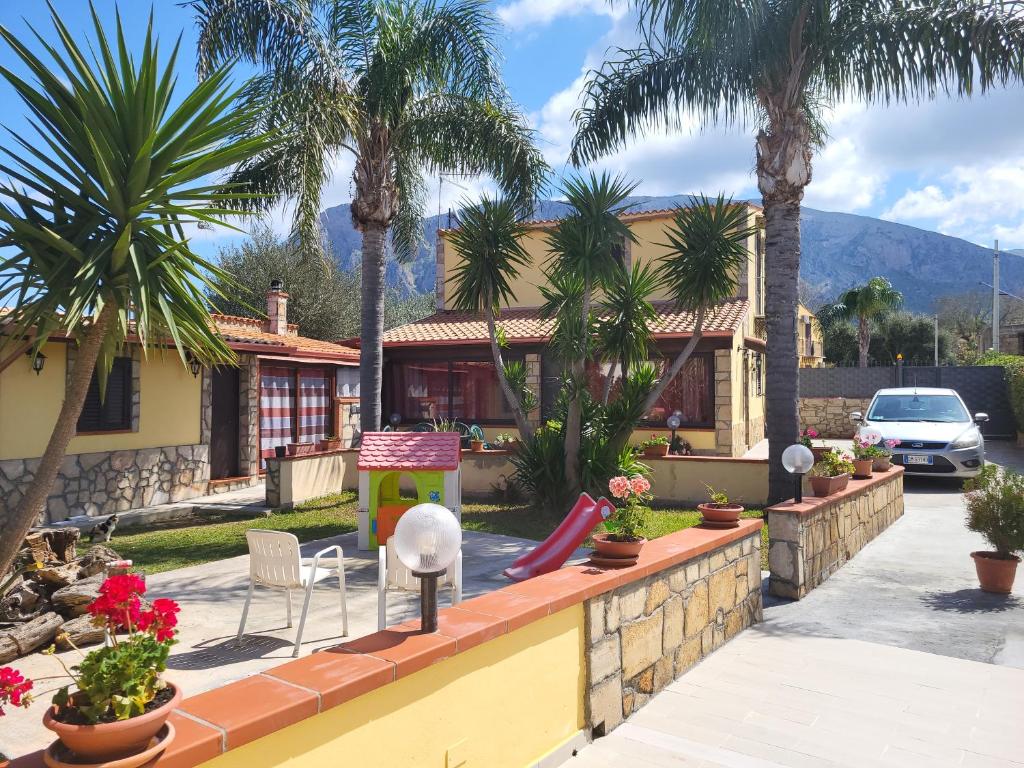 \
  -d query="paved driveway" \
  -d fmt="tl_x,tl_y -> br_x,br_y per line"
565,441 -> 1024,767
